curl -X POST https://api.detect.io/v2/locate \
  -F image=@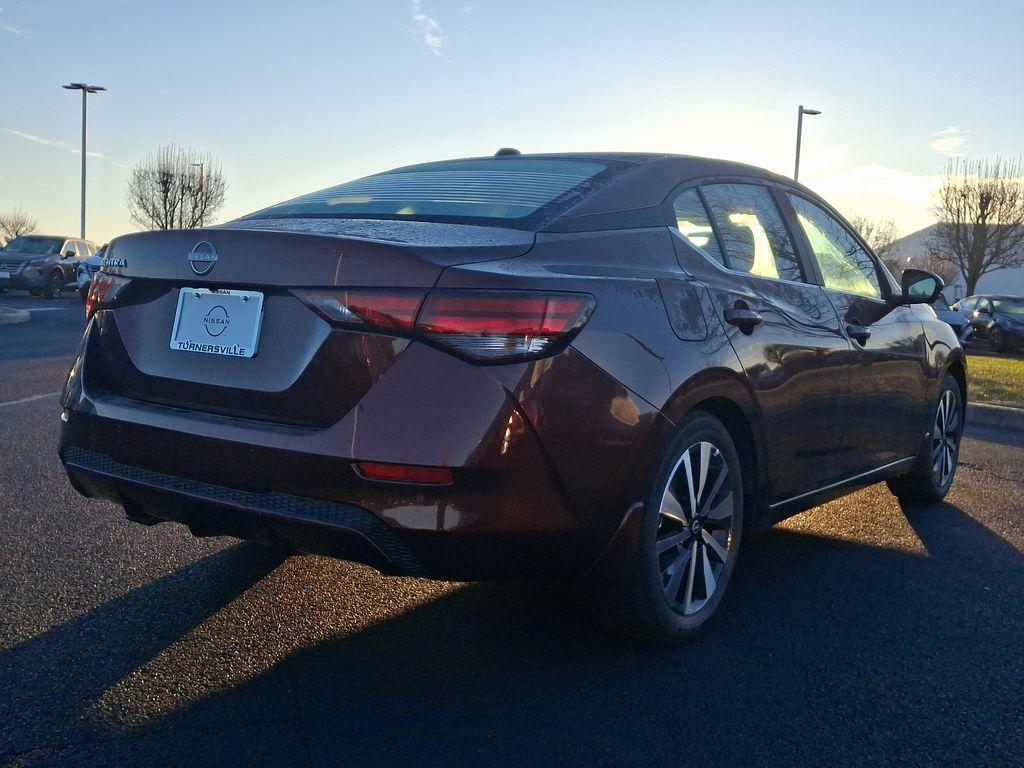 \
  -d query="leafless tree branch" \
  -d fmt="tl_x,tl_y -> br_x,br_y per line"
928,157 -> 1024,295
0,207 -> 38,241
126,145 -> 227,230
